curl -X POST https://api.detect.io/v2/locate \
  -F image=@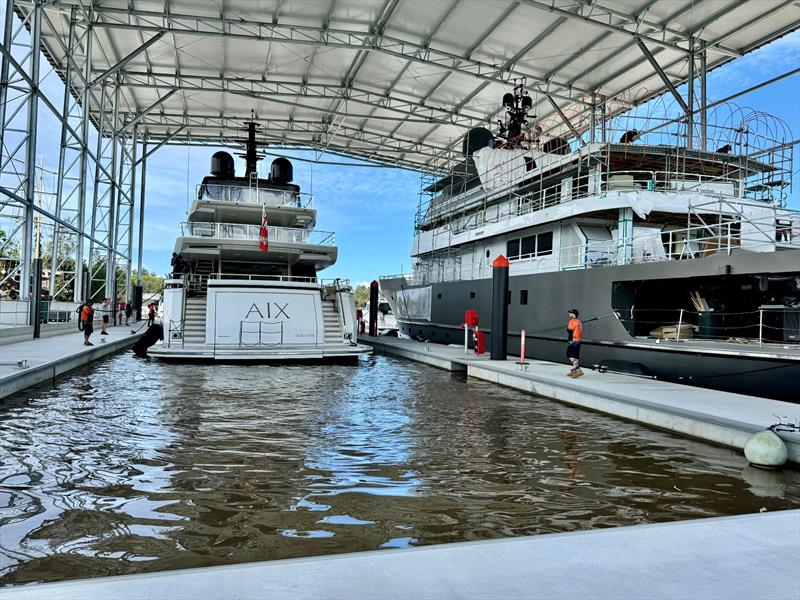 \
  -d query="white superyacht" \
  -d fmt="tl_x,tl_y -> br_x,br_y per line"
149,121 -> 370,362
